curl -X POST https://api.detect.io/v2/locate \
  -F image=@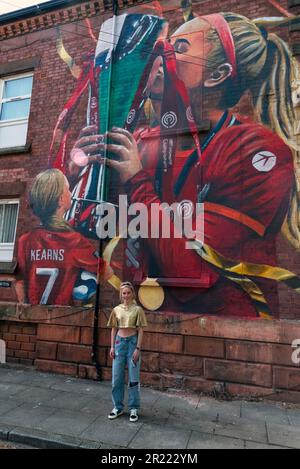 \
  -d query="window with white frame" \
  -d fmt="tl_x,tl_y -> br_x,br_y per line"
0,73 -> 33,149
0,200 -> 19,262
